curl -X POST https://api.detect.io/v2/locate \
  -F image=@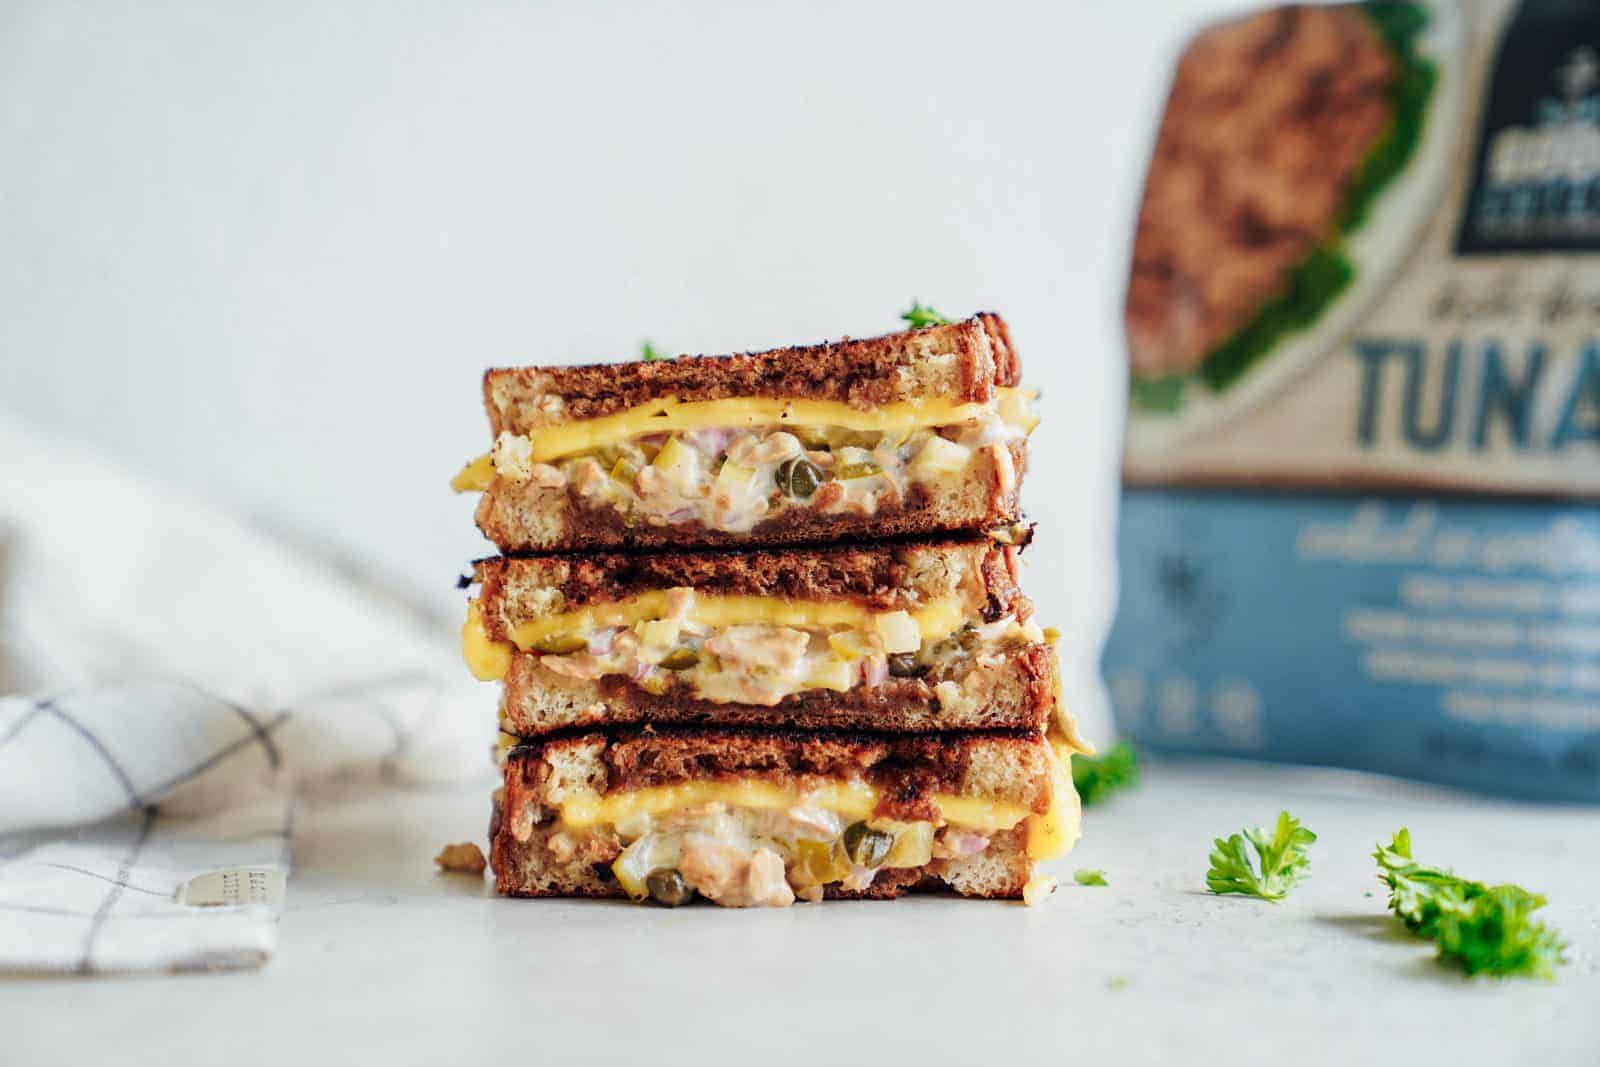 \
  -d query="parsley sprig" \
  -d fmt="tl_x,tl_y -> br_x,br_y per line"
1375,828 -> 1565,979
1072,740 -> 1140,807
640,341 -> 669,362
901,302 -> 952,329
1206,811 -> 1316,901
